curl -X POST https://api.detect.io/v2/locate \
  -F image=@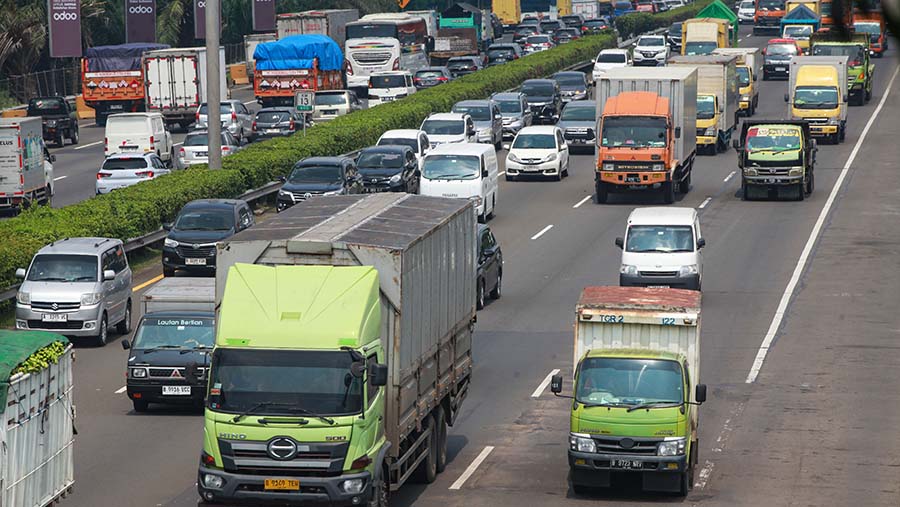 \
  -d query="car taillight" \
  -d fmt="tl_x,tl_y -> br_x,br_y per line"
437,76 -> 449,82
97,172 -> 111,180
136,170 -> 154,178
179,147 -> 185,157
414,77 -> 421,83
221,146 -> 230,153
104,137 -> 108,152
231,111 -> 237,121
392,58 -> 400,70
252,121 -> 257,131
289,119 -> 295,130
150,135 -> 154,145
195,111 -> 200,121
